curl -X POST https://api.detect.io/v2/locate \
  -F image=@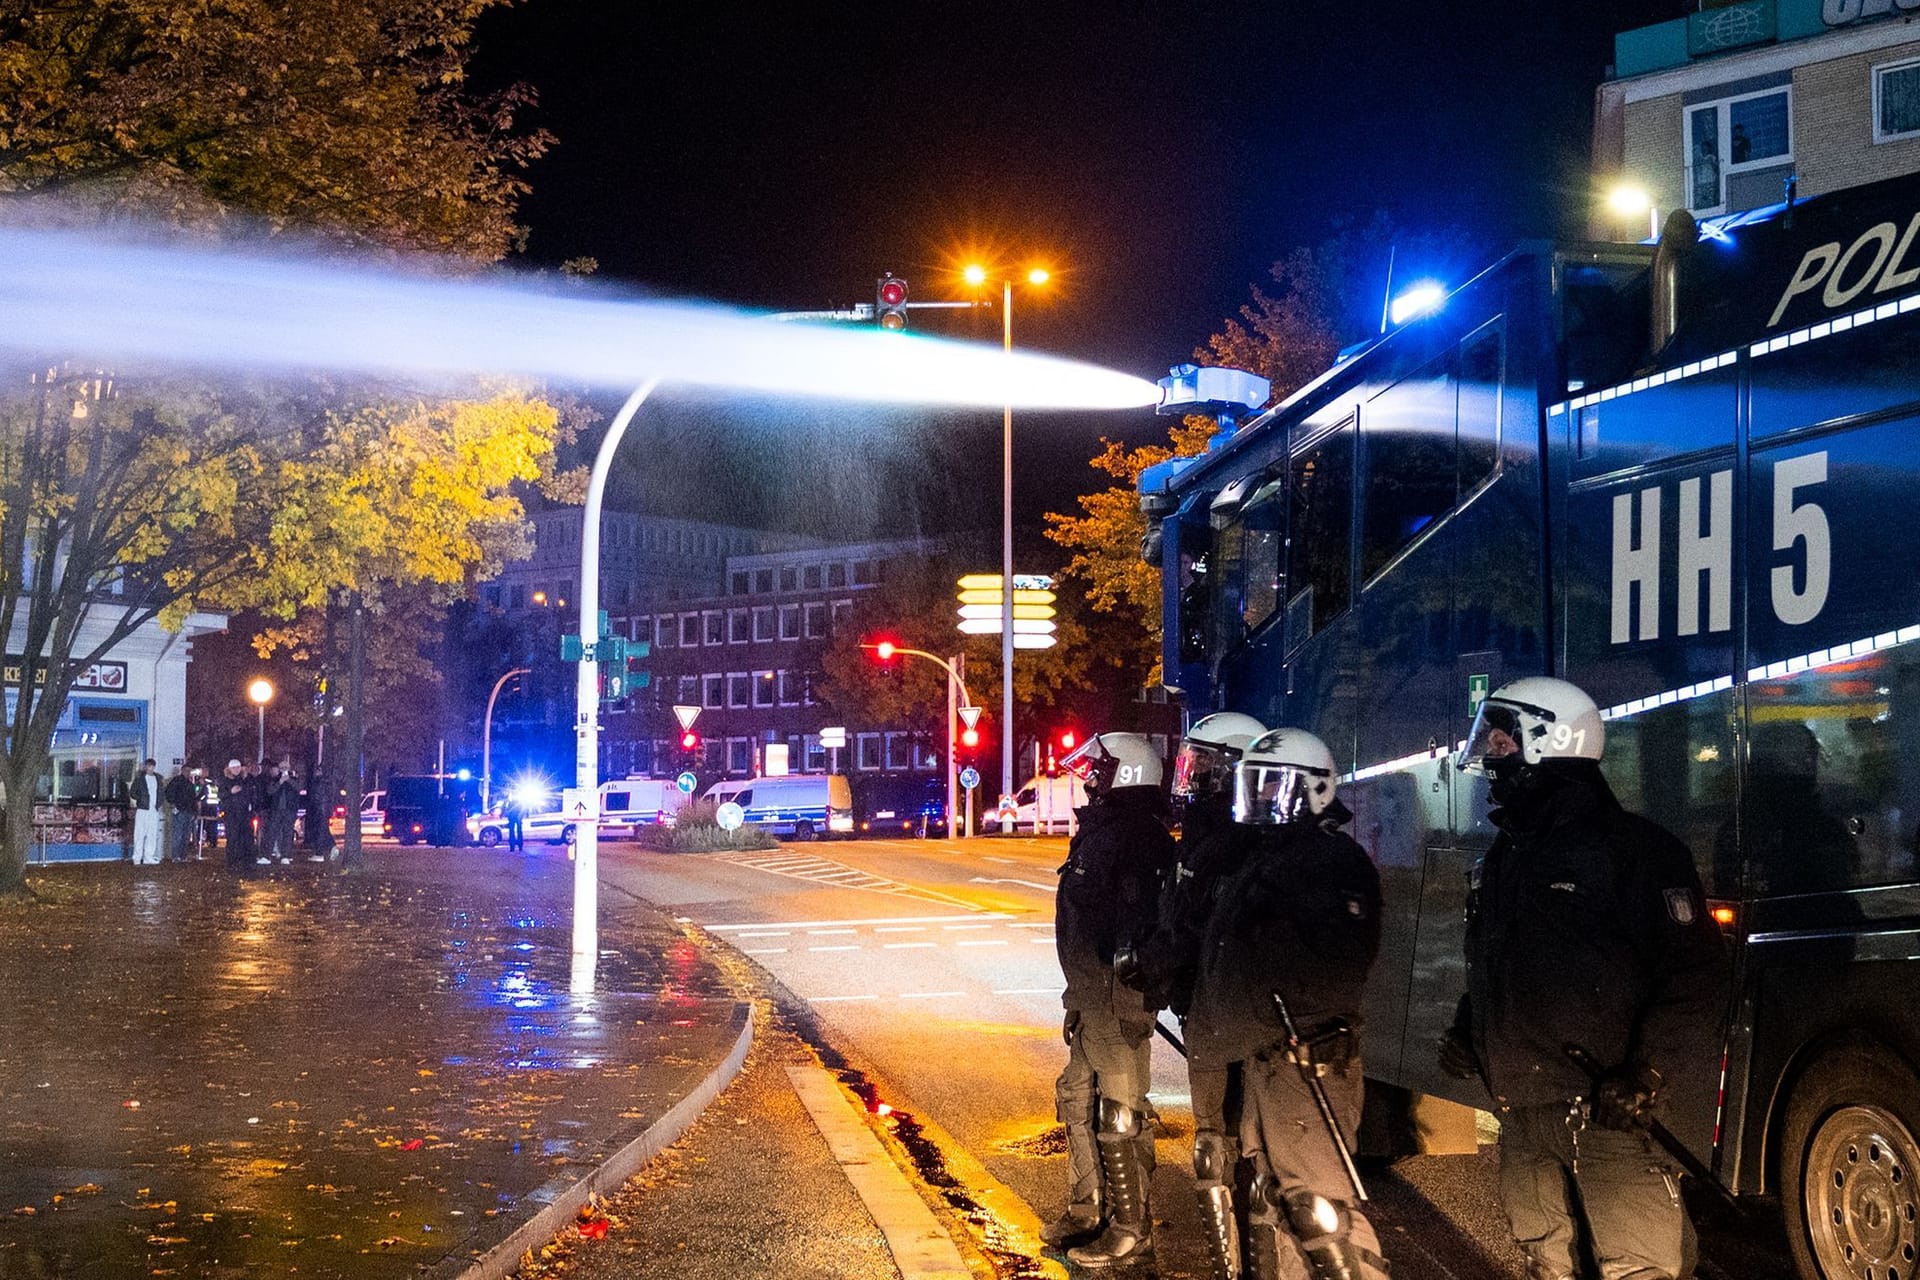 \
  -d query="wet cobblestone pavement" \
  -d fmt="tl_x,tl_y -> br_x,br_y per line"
0,851 -> 747,1279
